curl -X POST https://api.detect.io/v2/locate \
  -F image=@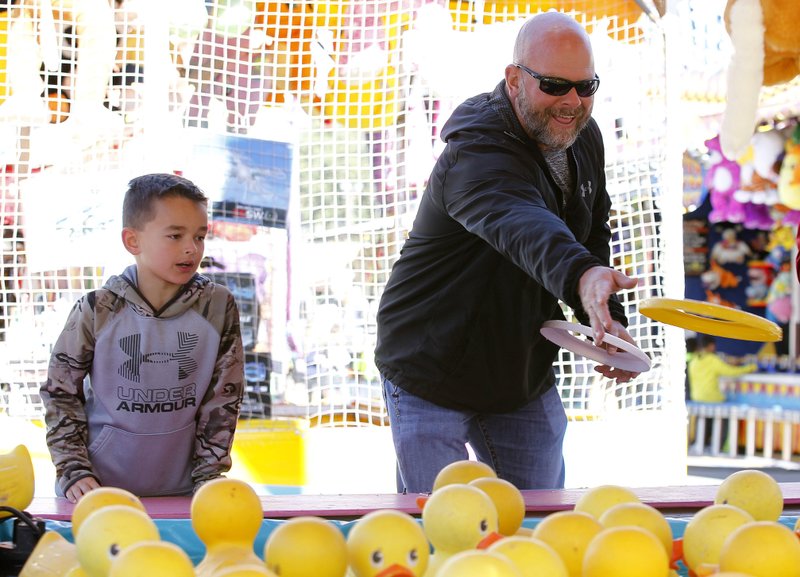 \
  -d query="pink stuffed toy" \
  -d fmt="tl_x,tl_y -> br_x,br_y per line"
783,209 -> 800,227
706,135 -> 746,223
743,202 -> 775,229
